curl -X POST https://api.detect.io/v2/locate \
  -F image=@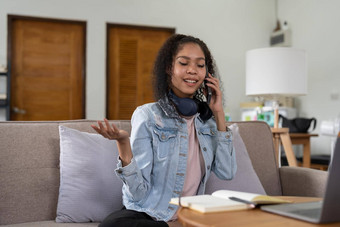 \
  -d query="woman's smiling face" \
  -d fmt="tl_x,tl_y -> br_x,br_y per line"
171,42 -> 206,98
